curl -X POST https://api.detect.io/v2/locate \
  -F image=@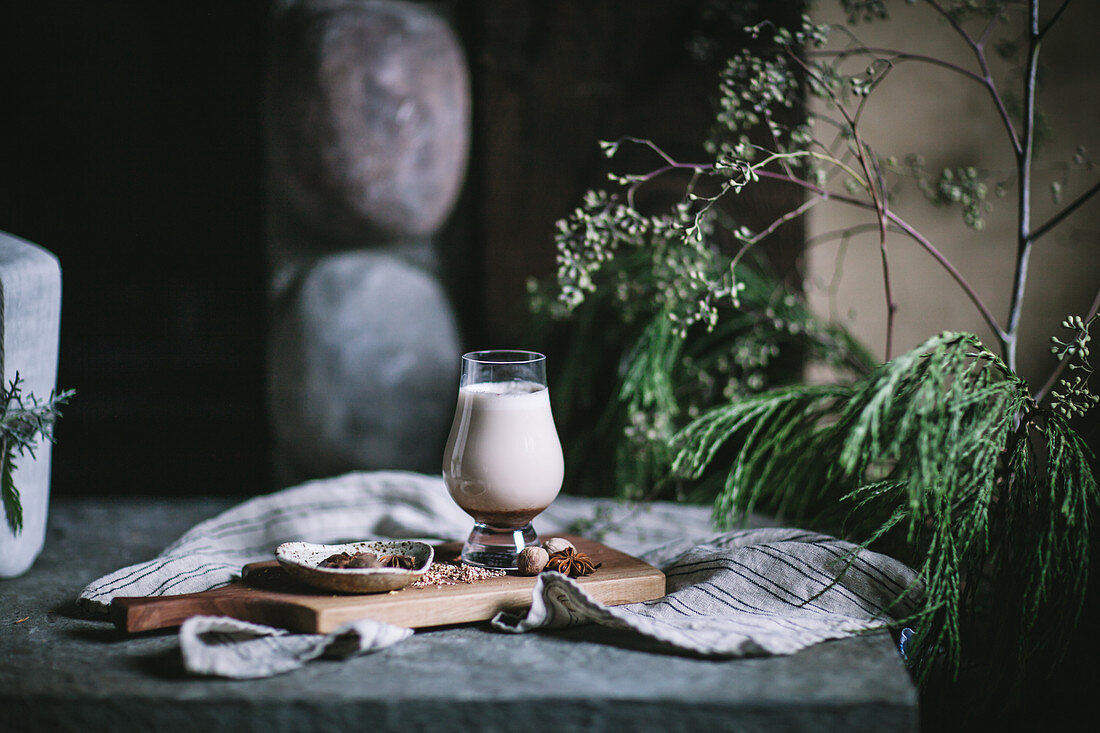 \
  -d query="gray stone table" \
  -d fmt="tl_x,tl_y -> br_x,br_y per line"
0,497 -> 918,732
